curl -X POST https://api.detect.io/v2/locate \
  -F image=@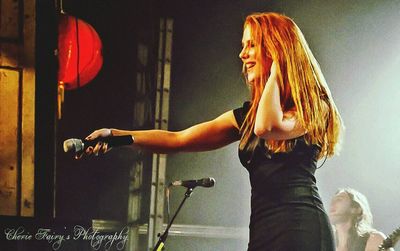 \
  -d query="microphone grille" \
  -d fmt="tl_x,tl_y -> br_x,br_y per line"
203,177 -> 216,187
63,138 -> 84,153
